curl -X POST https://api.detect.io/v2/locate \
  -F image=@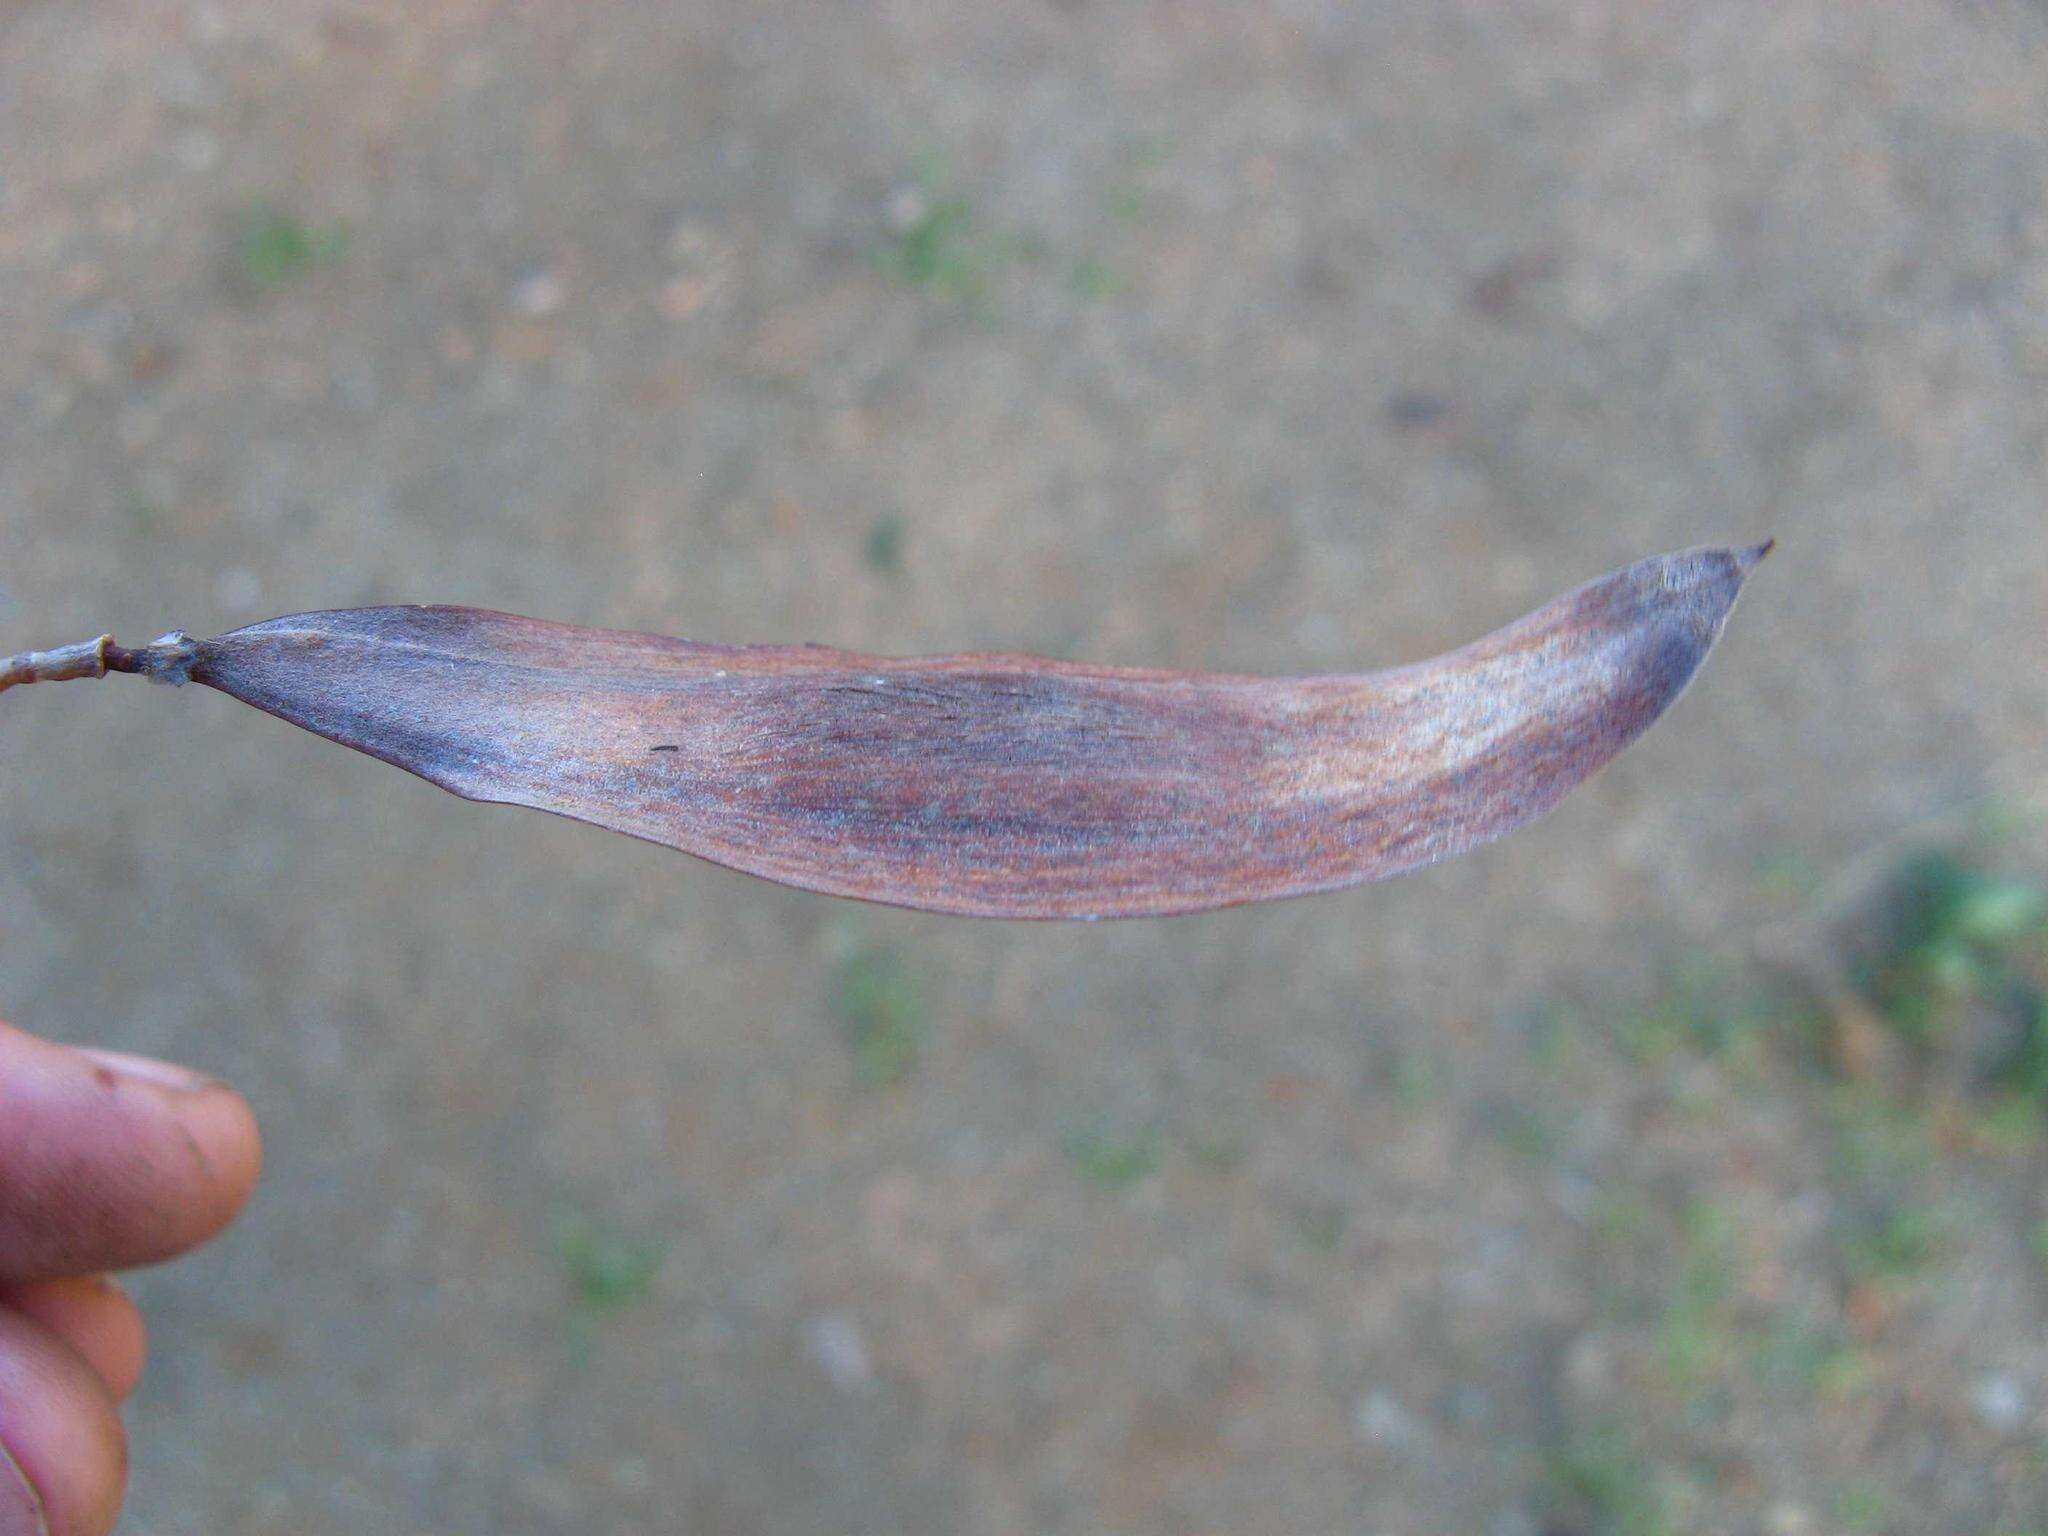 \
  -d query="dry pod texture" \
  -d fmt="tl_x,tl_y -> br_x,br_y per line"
3,543 -> 1768,918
